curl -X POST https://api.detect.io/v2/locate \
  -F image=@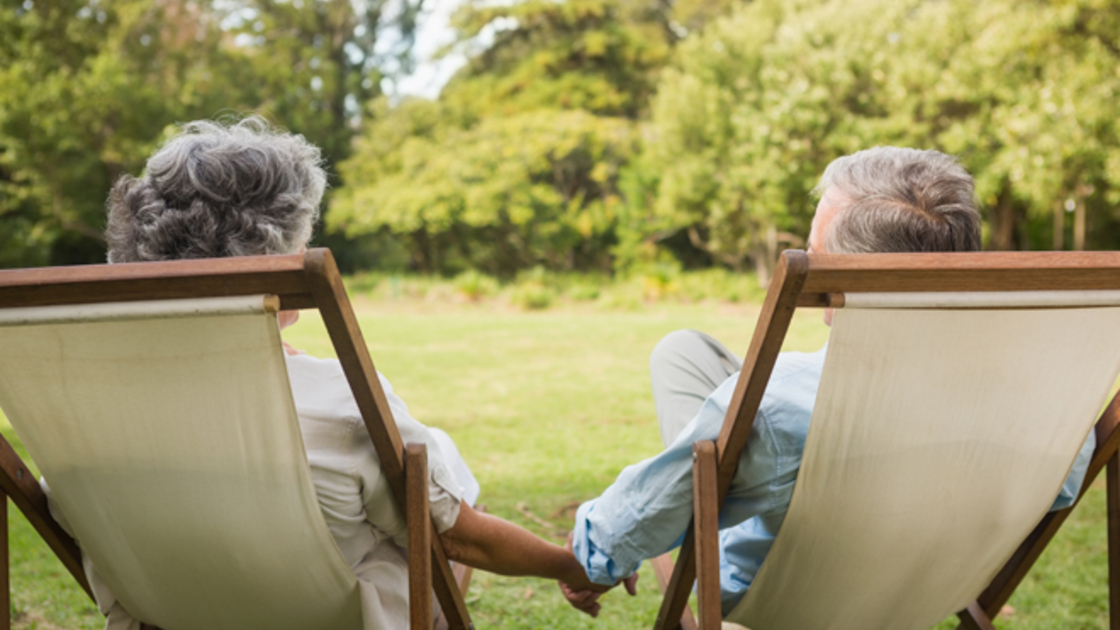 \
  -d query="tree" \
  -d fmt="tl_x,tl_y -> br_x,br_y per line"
643,0 -> 1120,282
218,0 -> 426,167
0,0 -> 425,268
0,0 -> 239,266
333,100 -> 635,274
441,0 -> 672,120
926,0 -> 1120,251
332,0 -> 669,274
643,0 -> 877,282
